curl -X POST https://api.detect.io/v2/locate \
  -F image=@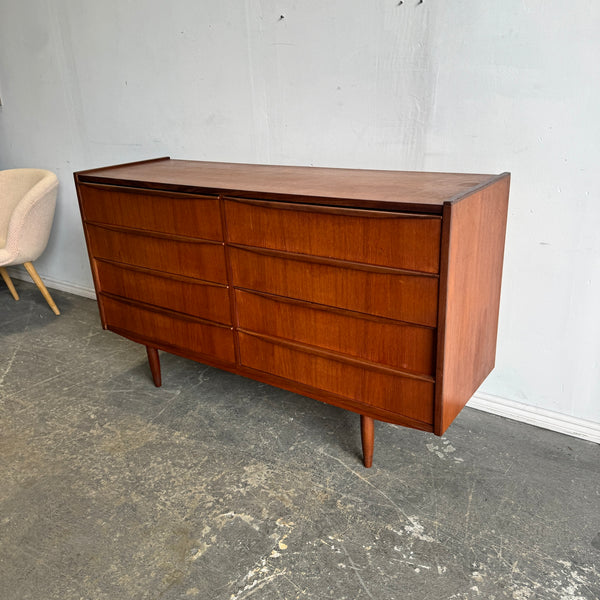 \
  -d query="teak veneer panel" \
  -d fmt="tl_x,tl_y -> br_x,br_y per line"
229,246 -> 439,327
79,183 -> 223,241
86,224 -> 228,283
96,261 -> 231,325
238,332 -> 435,424
78,158 -> 496,213
435,175 -> 510,434
102,296 -> 236,365
224,198 -> 441,273
235,290 -> 436,377
74,158 -> 510,467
